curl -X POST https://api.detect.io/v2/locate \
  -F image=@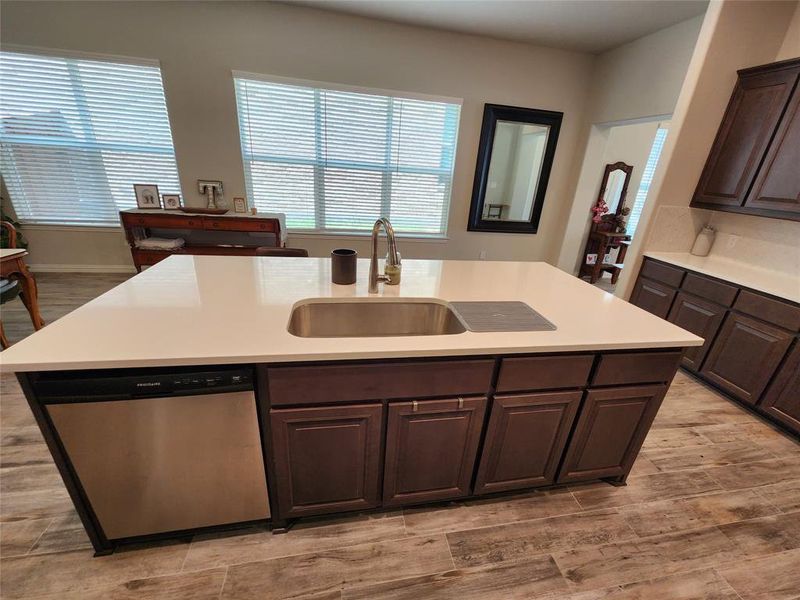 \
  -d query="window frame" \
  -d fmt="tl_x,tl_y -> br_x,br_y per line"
0,44 -> 181,228
232,71 -> 463,239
